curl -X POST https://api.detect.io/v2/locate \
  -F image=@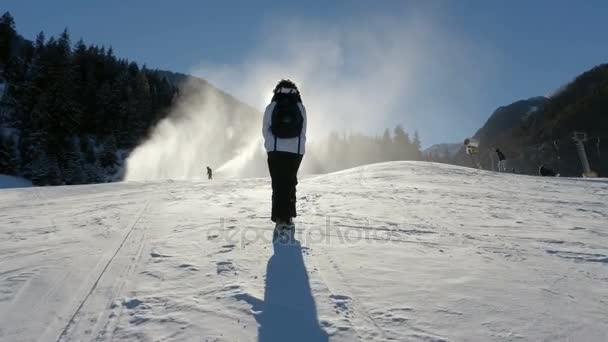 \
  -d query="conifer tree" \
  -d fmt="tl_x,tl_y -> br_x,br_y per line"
63,139 -> 84,184
1,14 -> 178,183
0,12 -> 16,65
0,134 -> 17,174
